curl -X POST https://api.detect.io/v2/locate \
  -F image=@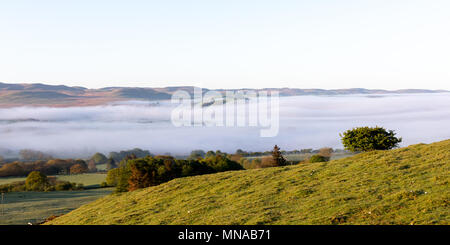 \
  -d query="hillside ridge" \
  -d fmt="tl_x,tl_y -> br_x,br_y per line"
47,140 -> 450,225
0,82 -> 447,107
